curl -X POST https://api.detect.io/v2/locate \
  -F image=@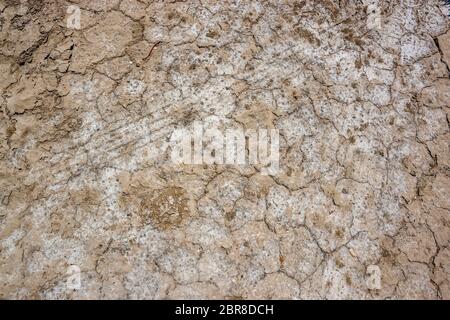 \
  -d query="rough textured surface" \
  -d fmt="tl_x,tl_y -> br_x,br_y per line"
0,0 -> 449,300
